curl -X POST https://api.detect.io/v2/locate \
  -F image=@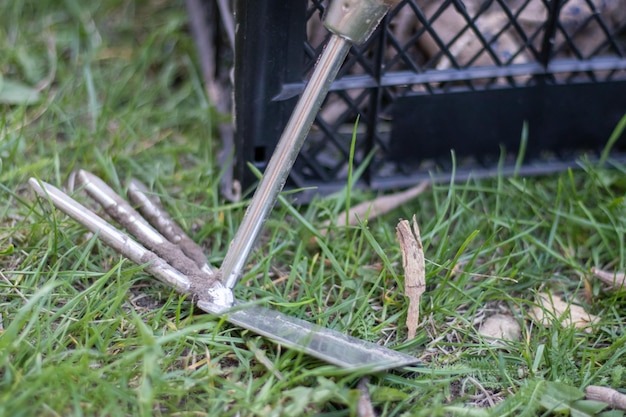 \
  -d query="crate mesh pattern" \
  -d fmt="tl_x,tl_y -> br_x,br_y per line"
233,0 -> 626,200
